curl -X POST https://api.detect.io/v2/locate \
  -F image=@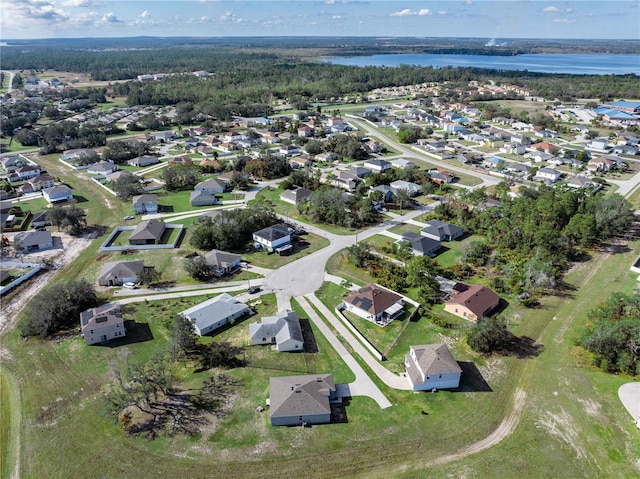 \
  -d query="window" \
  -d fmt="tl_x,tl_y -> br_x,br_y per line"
90,330 -> 93,334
